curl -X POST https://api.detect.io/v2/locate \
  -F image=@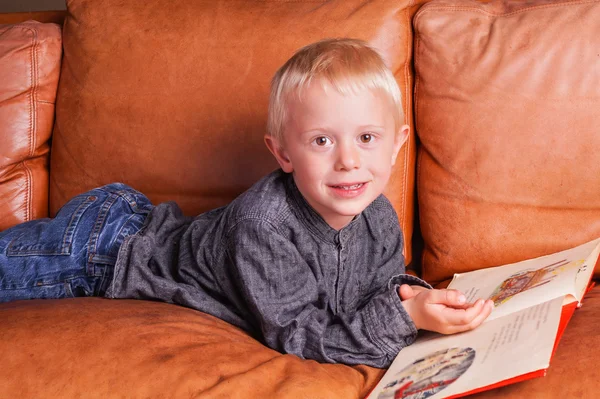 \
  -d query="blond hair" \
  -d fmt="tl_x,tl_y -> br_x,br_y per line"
267,38 -> 403,143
